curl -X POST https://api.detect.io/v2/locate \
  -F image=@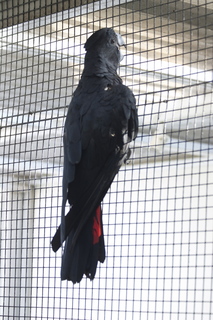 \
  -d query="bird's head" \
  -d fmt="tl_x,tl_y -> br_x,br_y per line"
84,28 -> 125,74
